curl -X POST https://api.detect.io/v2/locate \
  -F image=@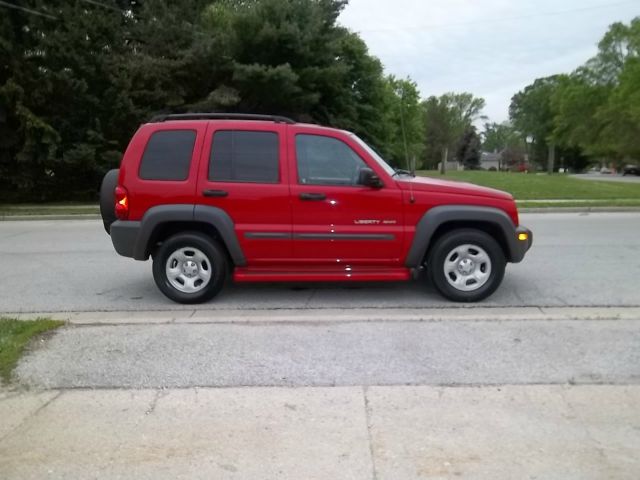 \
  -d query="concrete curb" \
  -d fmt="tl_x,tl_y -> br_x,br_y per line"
0,214 -> 101,221
9,306 -> 640,325
519,206 -> 640,213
